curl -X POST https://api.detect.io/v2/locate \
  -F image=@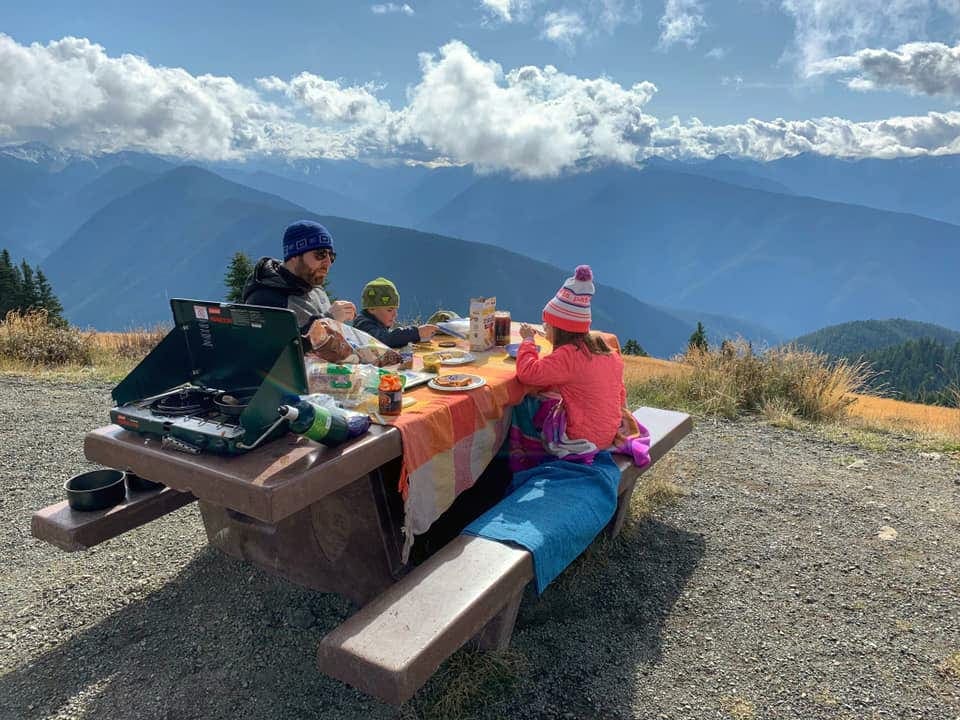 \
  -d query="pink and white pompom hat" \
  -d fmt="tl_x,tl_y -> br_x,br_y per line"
542,265 -> 594,333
